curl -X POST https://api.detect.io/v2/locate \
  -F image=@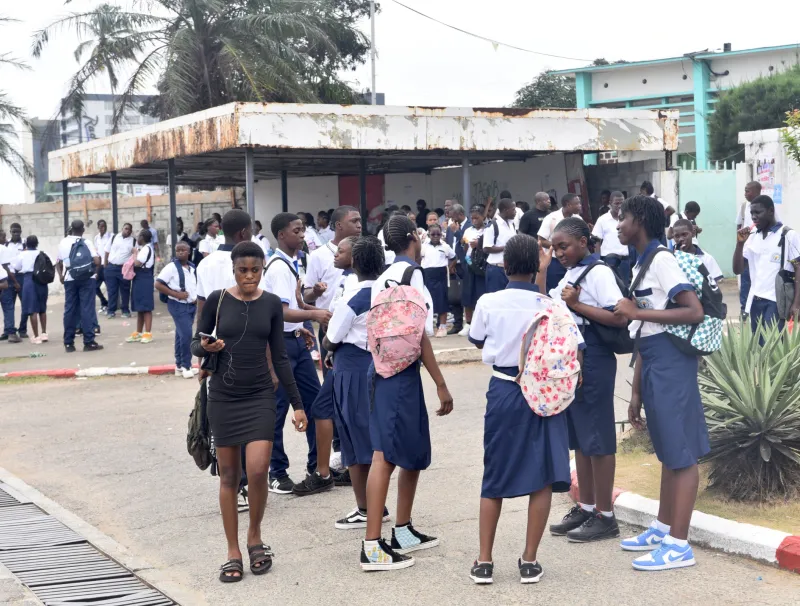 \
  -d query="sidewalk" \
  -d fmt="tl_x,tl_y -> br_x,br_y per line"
0,295 -> 476,374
